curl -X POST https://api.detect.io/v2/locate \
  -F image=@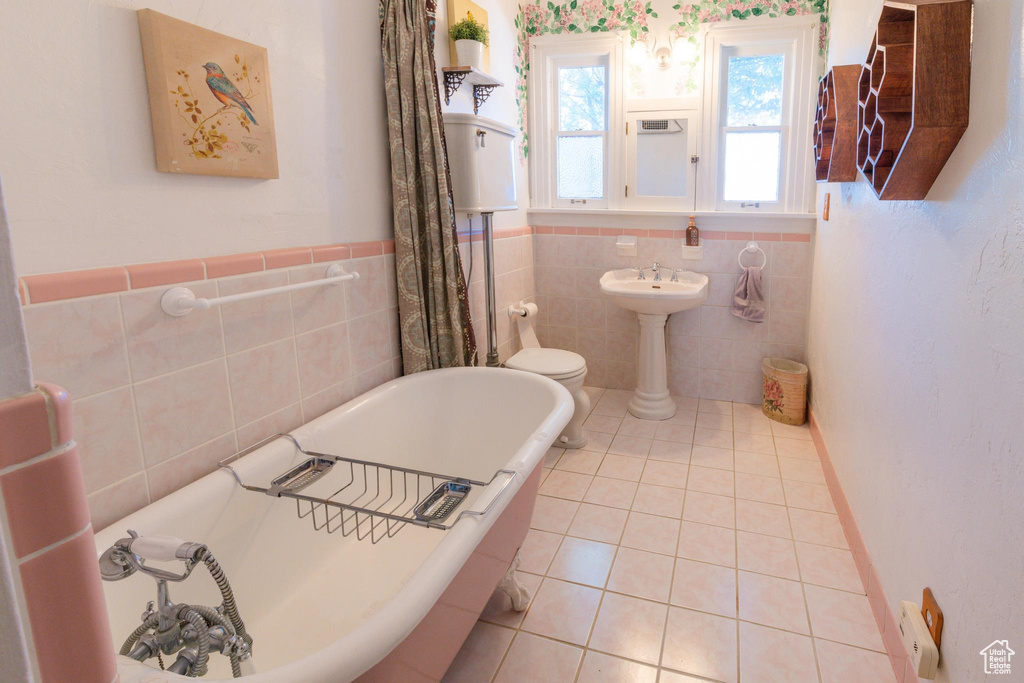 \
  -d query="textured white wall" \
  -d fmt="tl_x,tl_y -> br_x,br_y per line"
807,2 -> 1024,681
0,0 -> 393,275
